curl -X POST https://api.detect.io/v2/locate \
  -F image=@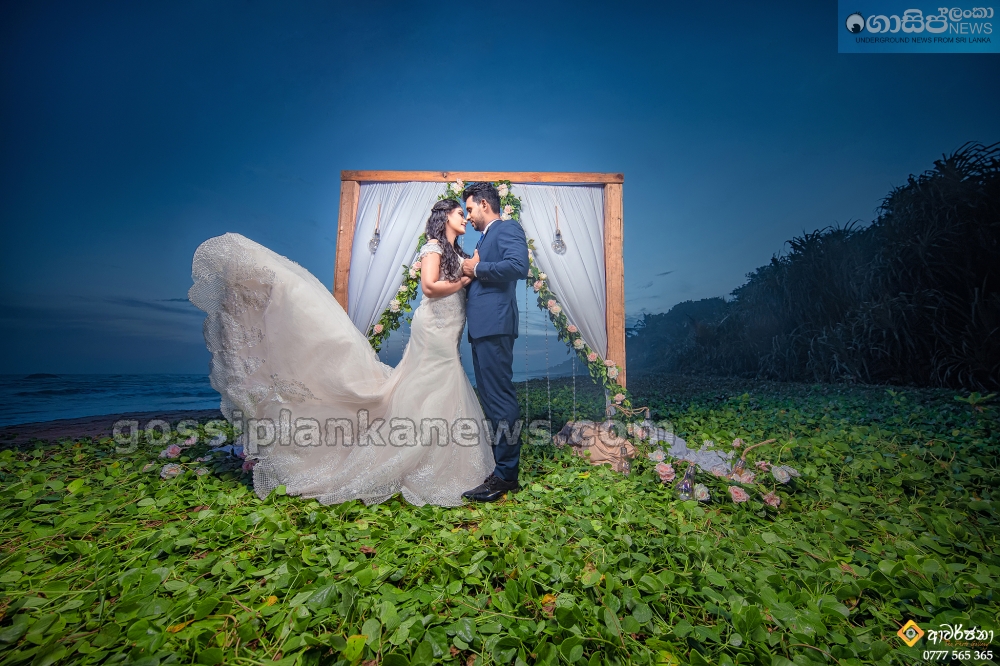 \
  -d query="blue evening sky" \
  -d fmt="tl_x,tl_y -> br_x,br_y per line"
1,1 -> 997,374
